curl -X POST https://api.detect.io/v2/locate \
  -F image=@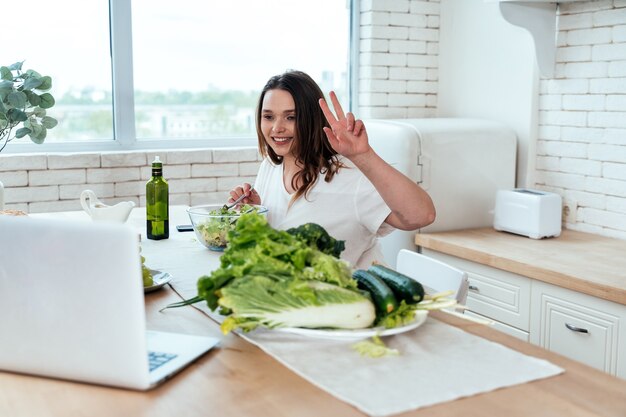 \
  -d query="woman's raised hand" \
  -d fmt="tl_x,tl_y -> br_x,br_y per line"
319,91 -> 371,159
228,183 -> 261,206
